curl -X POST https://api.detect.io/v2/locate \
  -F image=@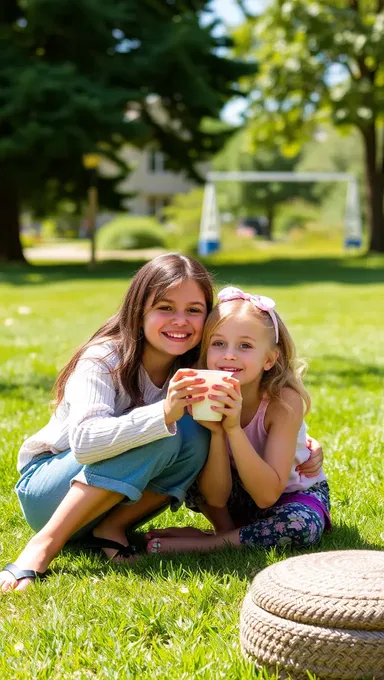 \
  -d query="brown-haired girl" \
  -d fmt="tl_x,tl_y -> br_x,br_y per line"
147,287 -> 330,555
1,253 -> 214,591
